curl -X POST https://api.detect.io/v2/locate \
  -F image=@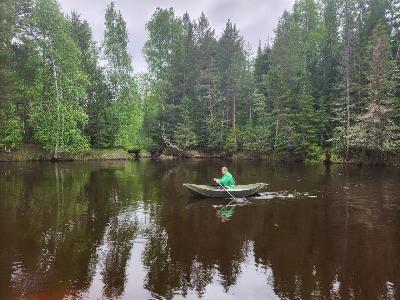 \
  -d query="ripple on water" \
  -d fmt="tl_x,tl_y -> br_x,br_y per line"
254,191 -> 318,200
